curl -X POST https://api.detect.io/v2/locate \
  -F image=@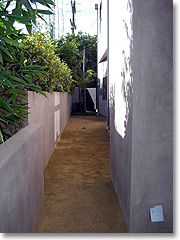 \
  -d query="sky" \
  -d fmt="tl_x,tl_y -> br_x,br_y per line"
56,0 -> 98,37
10,0 -> 99,38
